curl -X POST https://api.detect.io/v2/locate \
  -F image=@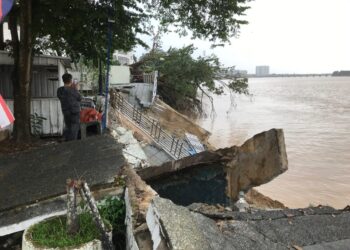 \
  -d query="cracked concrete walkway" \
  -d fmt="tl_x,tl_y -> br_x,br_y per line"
0,135 -> 125,213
